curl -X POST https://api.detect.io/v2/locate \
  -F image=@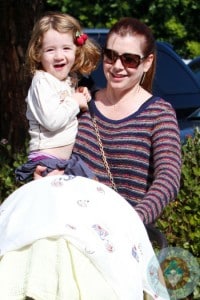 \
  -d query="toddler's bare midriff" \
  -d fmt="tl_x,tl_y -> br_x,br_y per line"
40,143 -> 74,160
